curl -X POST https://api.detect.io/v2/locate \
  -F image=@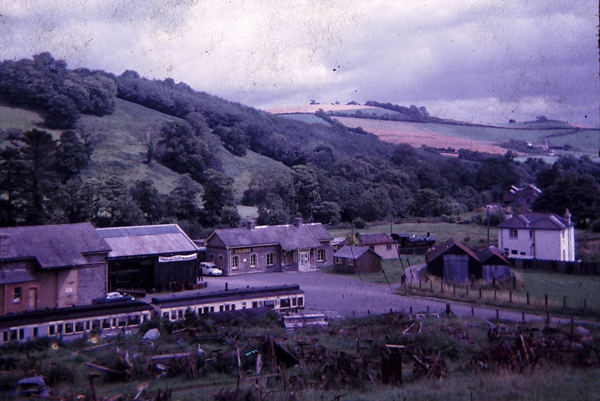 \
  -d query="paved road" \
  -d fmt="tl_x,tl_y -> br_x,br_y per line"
201,270 -> 571,325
